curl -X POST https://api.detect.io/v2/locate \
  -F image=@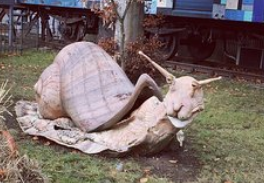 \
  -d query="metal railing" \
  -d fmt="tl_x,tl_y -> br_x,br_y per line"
0,6 -> 40,55
0,6 -> 67,55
